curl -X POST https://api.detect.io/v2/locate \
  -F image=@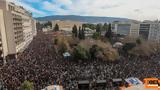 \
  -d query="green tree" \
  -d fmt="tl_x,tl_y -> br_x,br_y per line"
83,24 -> 96,30
122,43 -> 136,53
89,45 -> 102,58
72,25 -> 78,37
105,23 -> 113,41
81,27 -> 85,39
54,23 -> 59,31
36,22 -> 43,31
92,32 -> 101,40
103,23 -> 108,31
54,38 -> 58,45
96,24 -> 102,33
44,21 -> 52,28
73,45 -> 88,60
59,42 -> 67,54
21,80 -> 34,90
78,27 -> 83,40
136,38 -> 142,45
